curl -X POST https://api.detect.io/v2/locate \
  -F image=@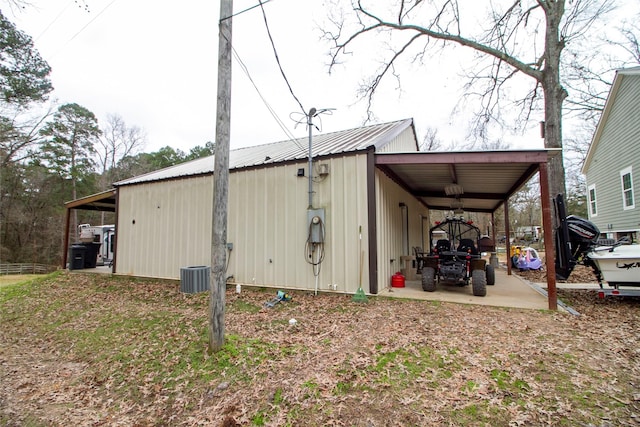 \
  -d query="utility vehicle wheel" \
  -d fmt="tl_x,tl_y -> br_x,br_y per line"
485,265 -> 495,286
422,267 -> 436,292
472,269 -> 487,296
